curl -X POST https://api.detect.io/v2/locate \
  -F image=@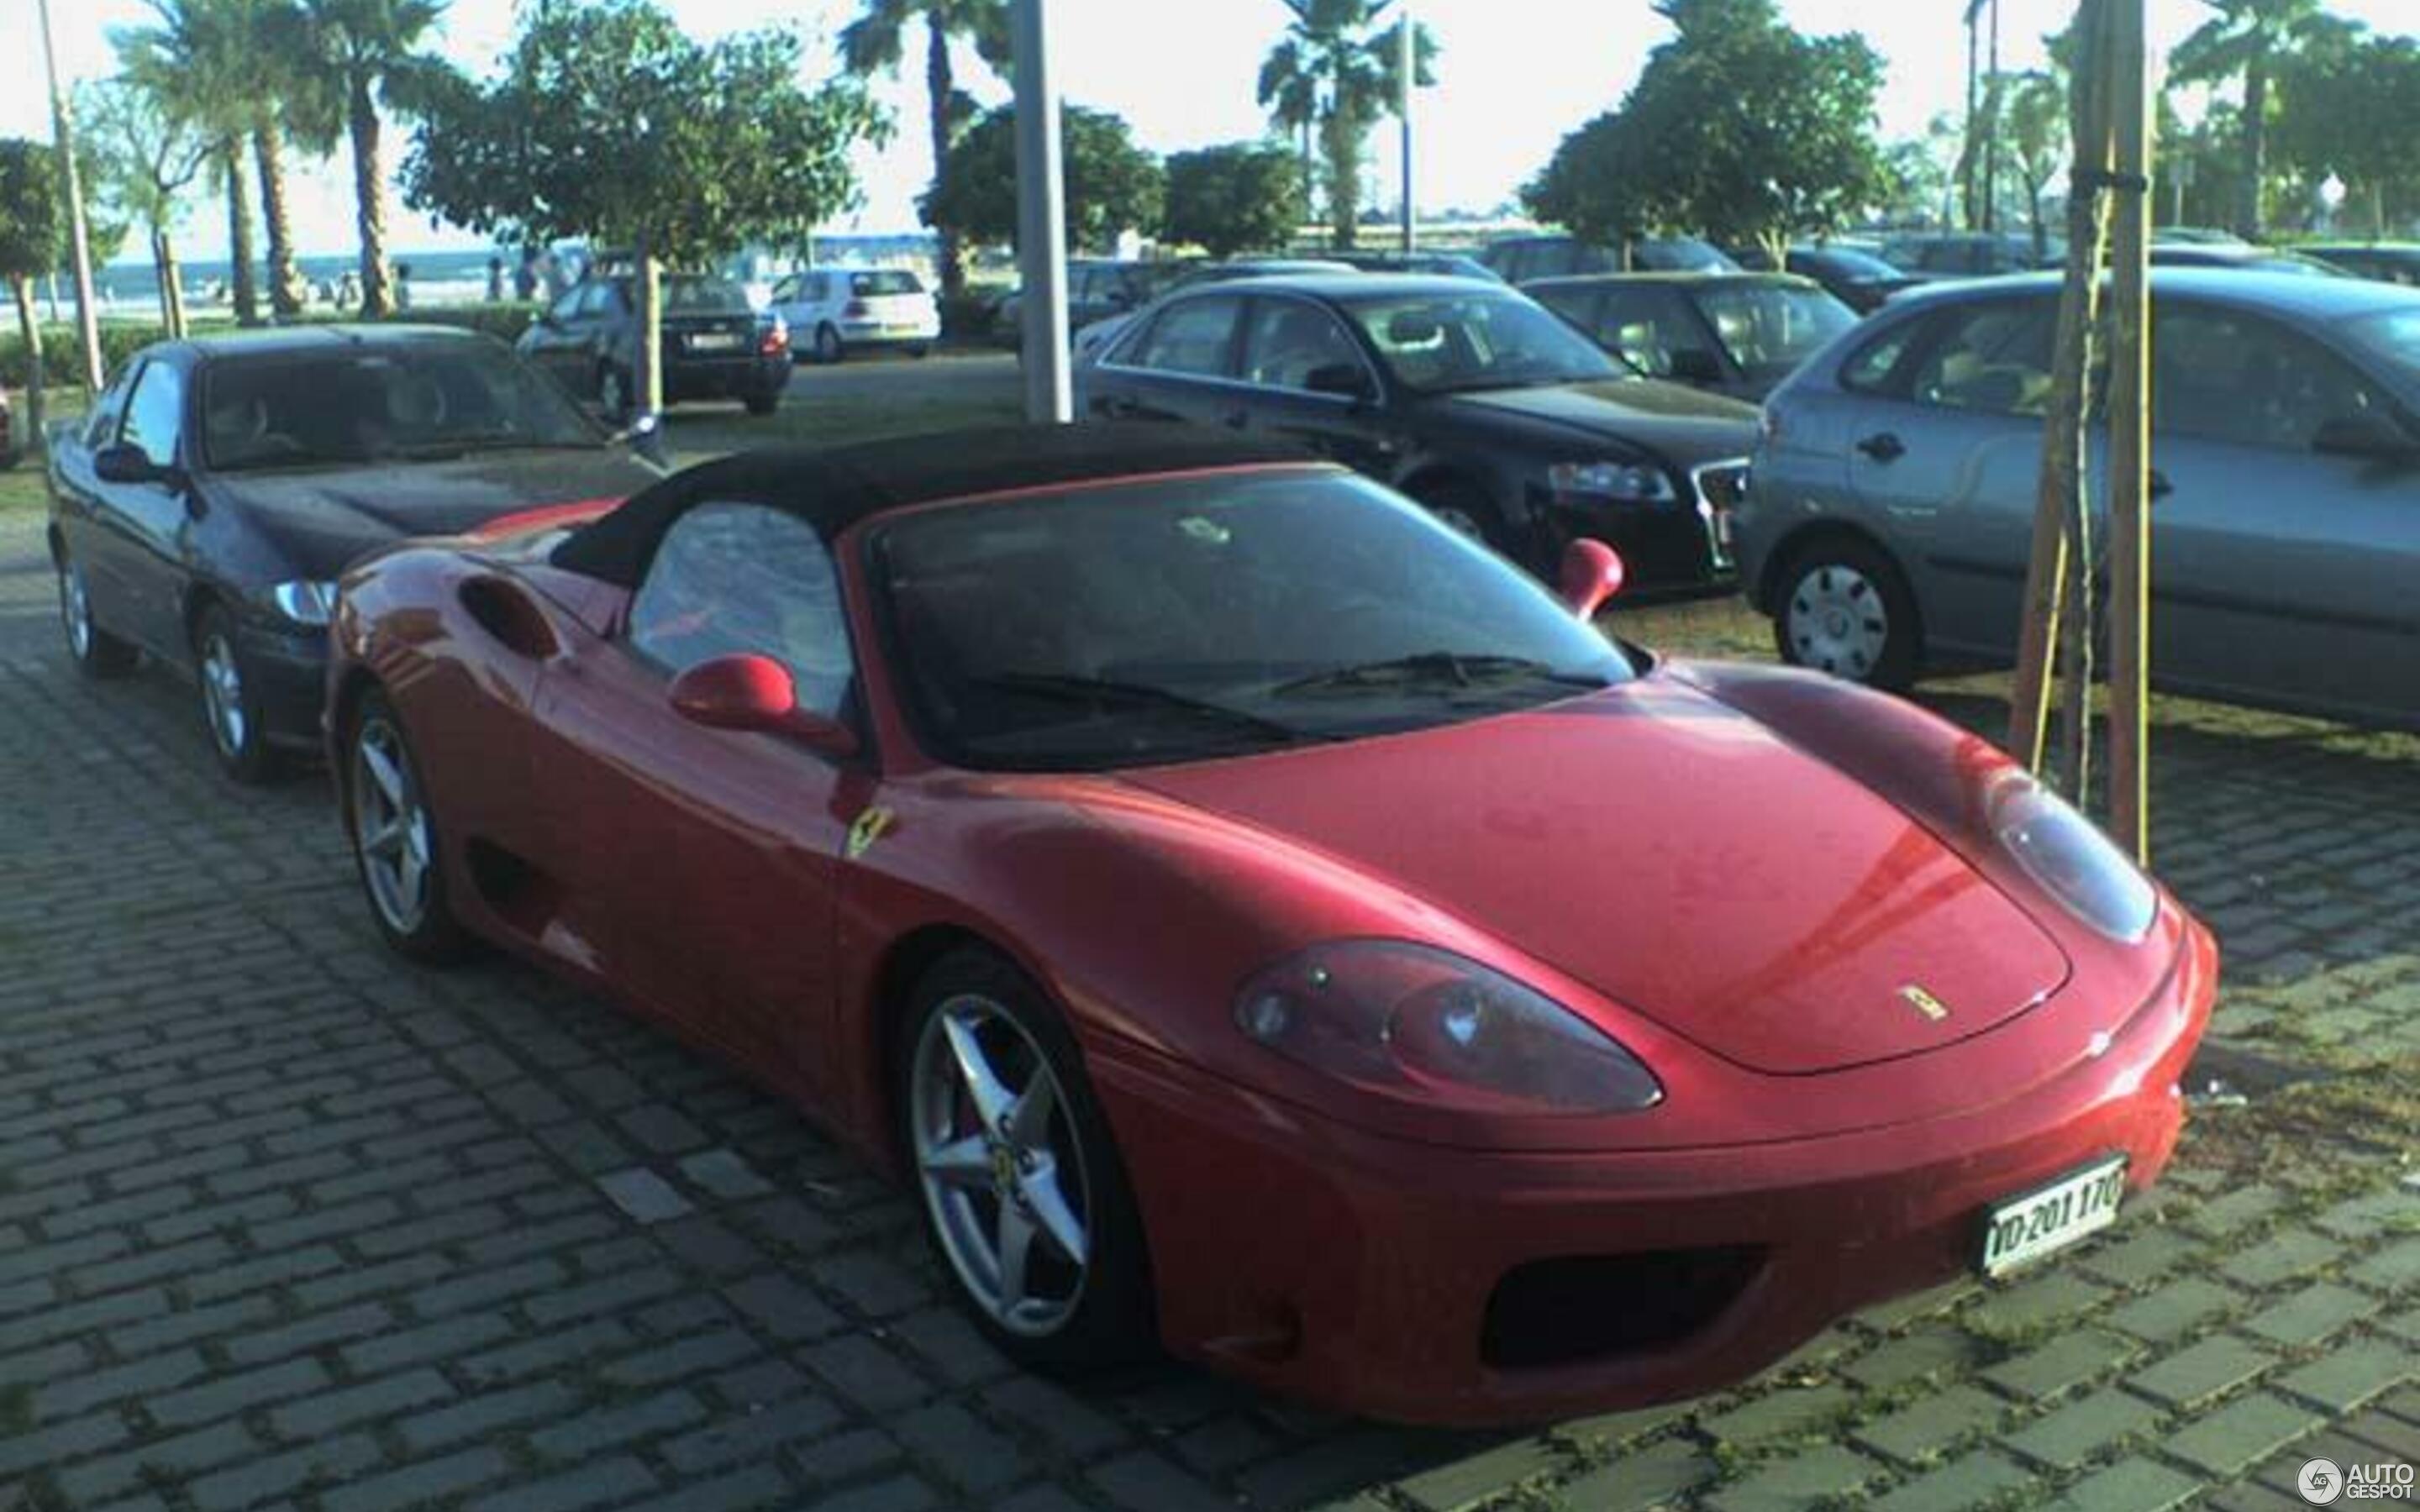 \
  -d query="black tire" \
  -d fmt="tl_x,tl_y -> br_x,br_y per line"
192,604 -> 282,784
897,948 -> 1155,1373
813,323 -> 844,365
908,344 -> 932,360
55,547 -> 138,679
1770,535 -> 1922,690
343,686 -> 471,963
1412,477 -> 1522,560
743,389 -> 781,417
596,363 -> 634,424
